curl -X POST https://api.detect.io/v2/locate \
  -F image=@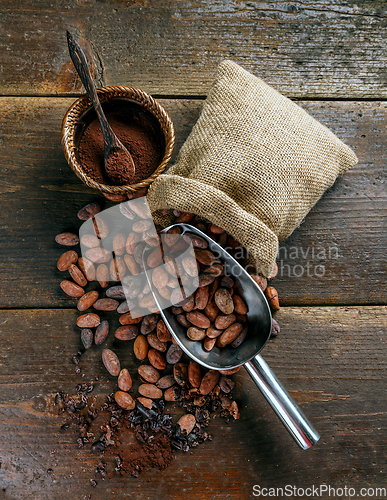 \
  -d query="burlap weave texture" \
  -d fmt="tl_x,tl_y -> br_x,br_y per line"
147,60 -> 358,277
